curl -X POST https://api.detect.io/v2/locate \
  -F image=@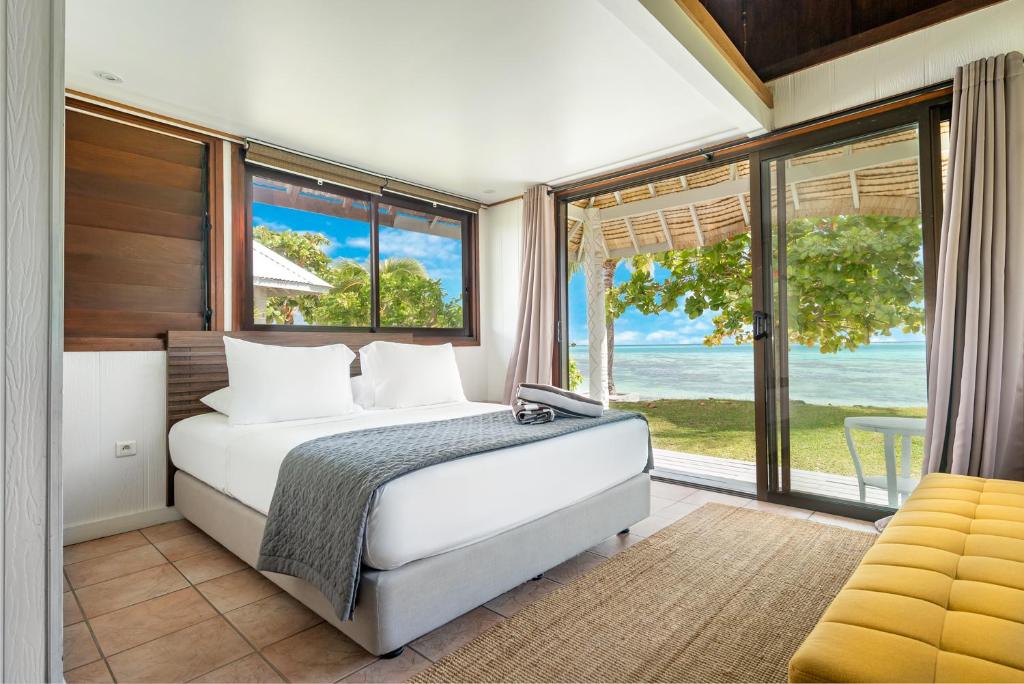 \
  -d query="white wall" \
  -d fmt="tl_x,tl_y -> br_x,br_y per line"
63,190 -> 526,542
770,0 -> 1024,128
479,199 -> 525,401
63,352 -> 180,543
